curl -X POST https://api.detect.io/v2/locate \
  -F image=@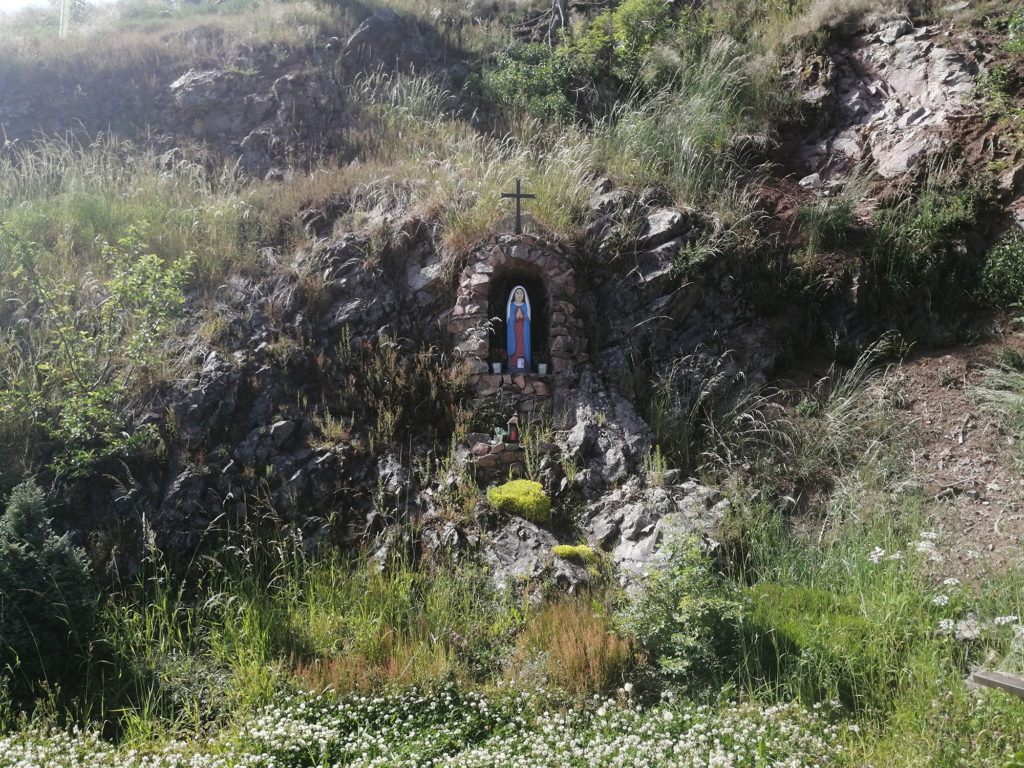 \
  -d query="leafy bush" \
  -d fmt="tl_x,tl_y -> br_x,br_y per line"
569,0 -> 678,84
1005,7 -> 1024,52
0,480 -> 96,692
617,531 -> 745,687
487,479 -> 551,523
475,43 -> 573,123
0,225 -> 190,477
977,232 -> 1024,307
